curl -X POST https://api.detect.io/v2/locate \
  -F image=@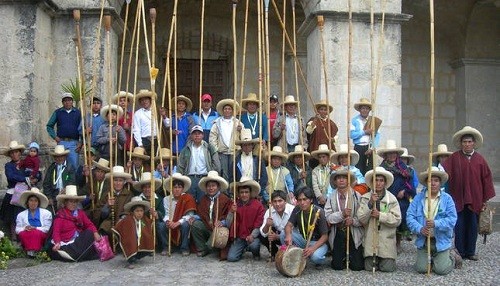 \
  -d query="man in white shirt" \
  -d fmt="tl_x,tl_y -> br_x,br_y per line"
259,190 -> 294,259
132,89 -> 164,156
